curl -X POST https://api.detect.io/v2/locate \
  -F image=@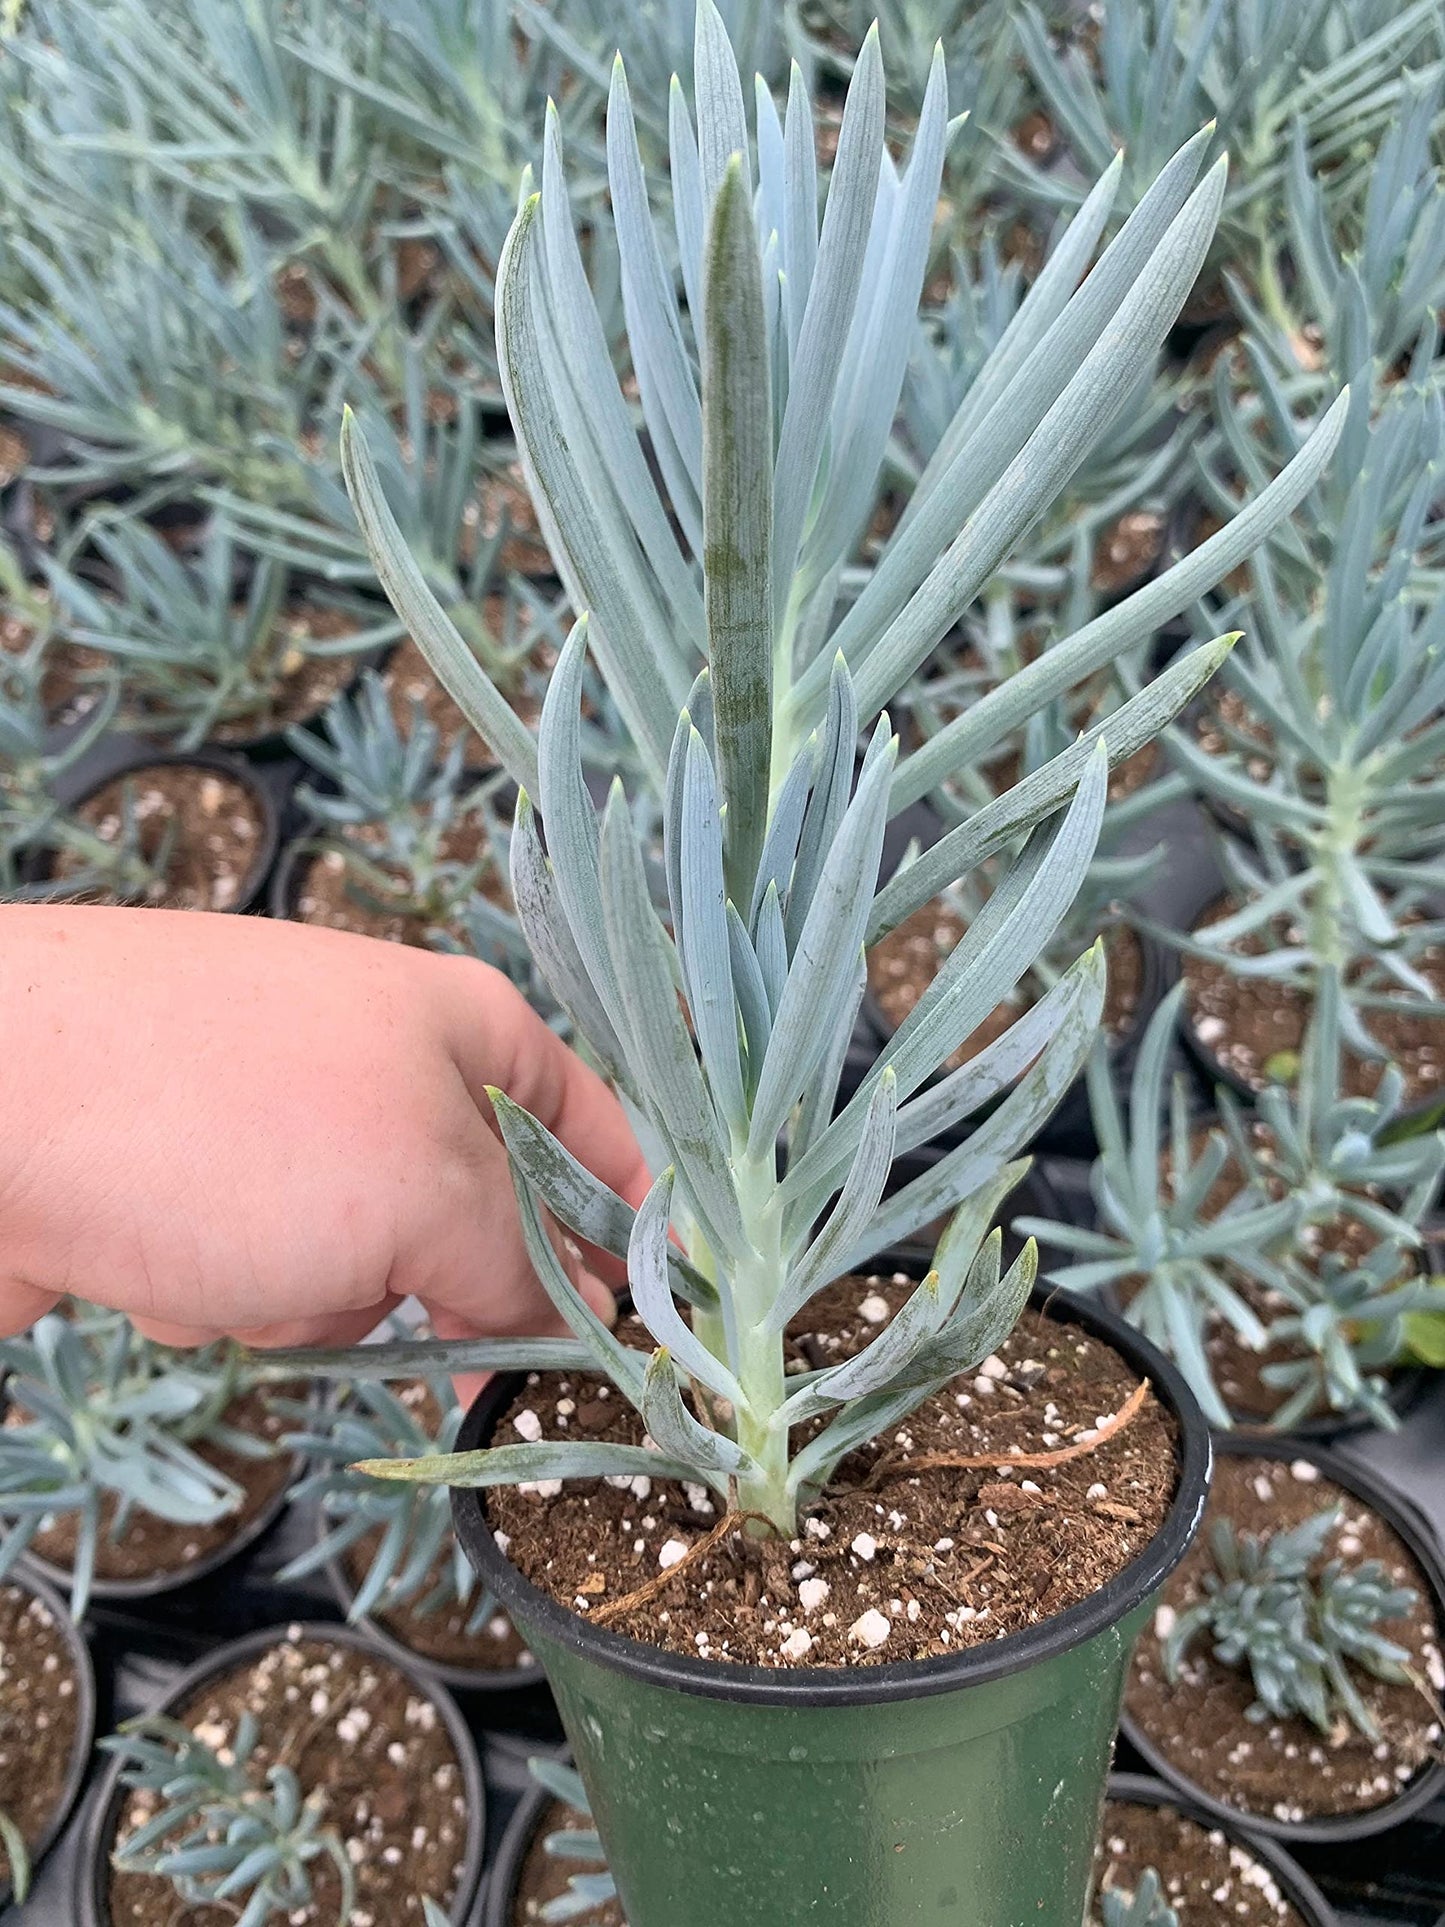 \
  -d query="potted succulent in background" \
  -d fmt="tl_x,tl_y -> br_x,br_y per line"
0,1563 -> 96,1910
275,671 -> 530,966
1019,982 -> 1445,1431
0,1306 -> 298,1617
277,1372 -> 537,1693
40,514 -> 393,753
483,1756 -> 618,1927
252,5 -> 1357,1921
1102,1773 -> 1341,1927
1165,380 -> 1445,1121
78,1621 -> 486,1927
1122,1436 -> 1445,1842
